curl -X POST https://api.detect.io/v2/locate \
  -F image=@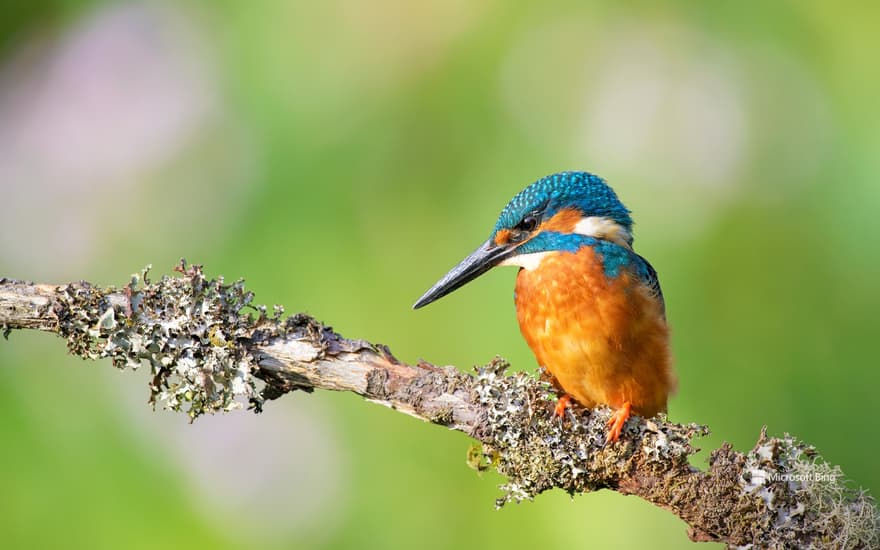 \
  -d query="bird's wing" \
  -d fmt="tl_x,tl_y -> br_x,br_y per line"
634,253 -> 666,317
